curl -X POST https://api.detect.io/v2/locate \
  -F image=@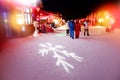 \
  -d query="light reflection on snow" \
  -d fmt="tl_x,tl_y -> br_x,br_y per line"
38,43 -> 84,73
